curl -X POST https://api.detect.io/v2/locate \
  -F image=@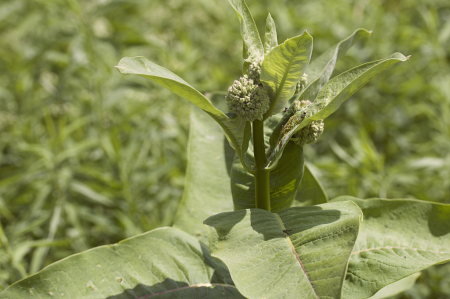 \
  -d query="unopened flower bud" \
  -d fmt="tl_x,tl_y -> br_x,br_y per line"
226,75 -> 270,121
279,99 -> 324,147
248,59 -> 263,86
295,73 -> 308,95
